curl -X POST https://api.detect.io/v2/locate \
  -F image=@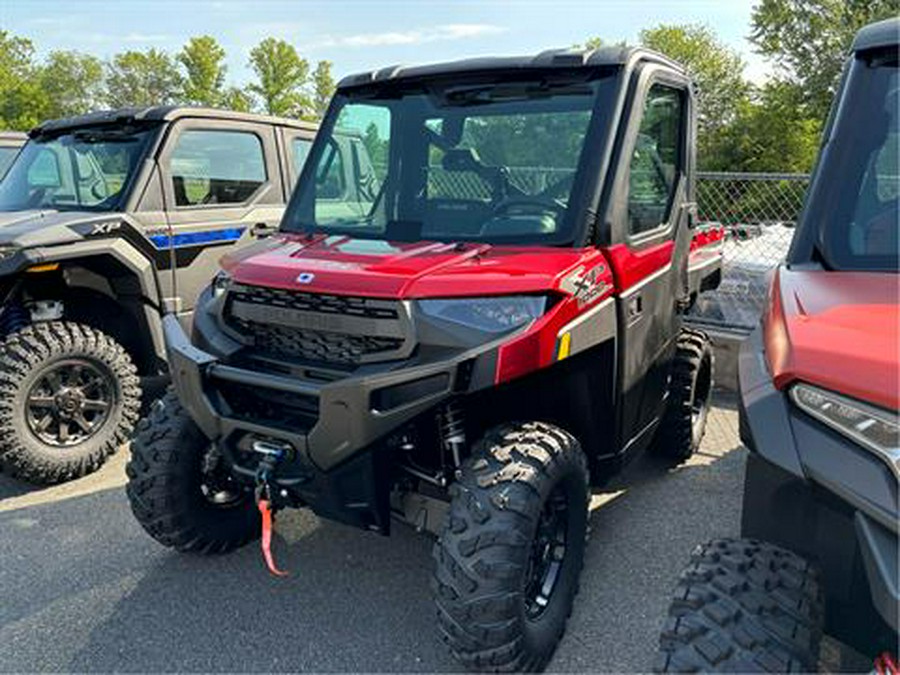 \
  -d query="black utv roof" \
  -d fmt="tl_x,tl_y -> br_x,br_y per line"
337,46 -> 684,89
30,106 -> 318,138
851,17 -> 899,53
